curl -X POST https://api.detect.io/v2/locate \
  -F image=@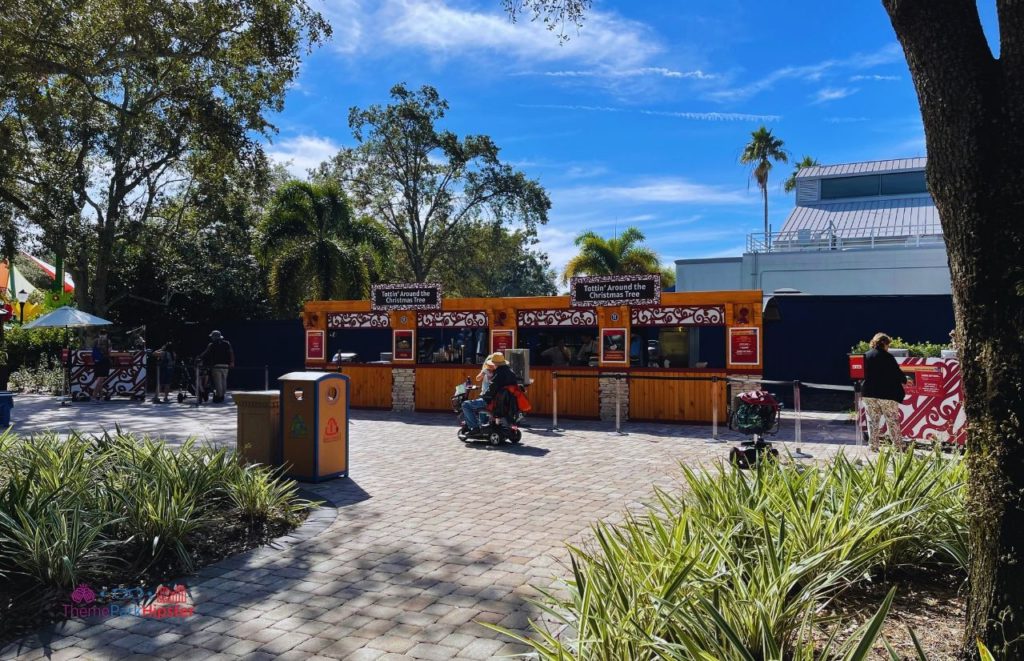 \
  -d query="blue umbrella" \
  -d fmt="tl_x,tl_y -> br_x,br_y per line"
24,306 -> 113,329
23,306 -> 113,405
